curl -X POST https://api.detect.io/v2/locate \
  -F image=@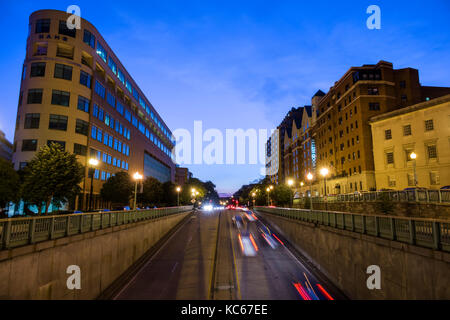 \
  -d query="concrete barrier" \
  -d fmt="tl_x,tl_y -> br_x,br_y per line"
0,211 -> 191,299
256,208 -> 450,299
